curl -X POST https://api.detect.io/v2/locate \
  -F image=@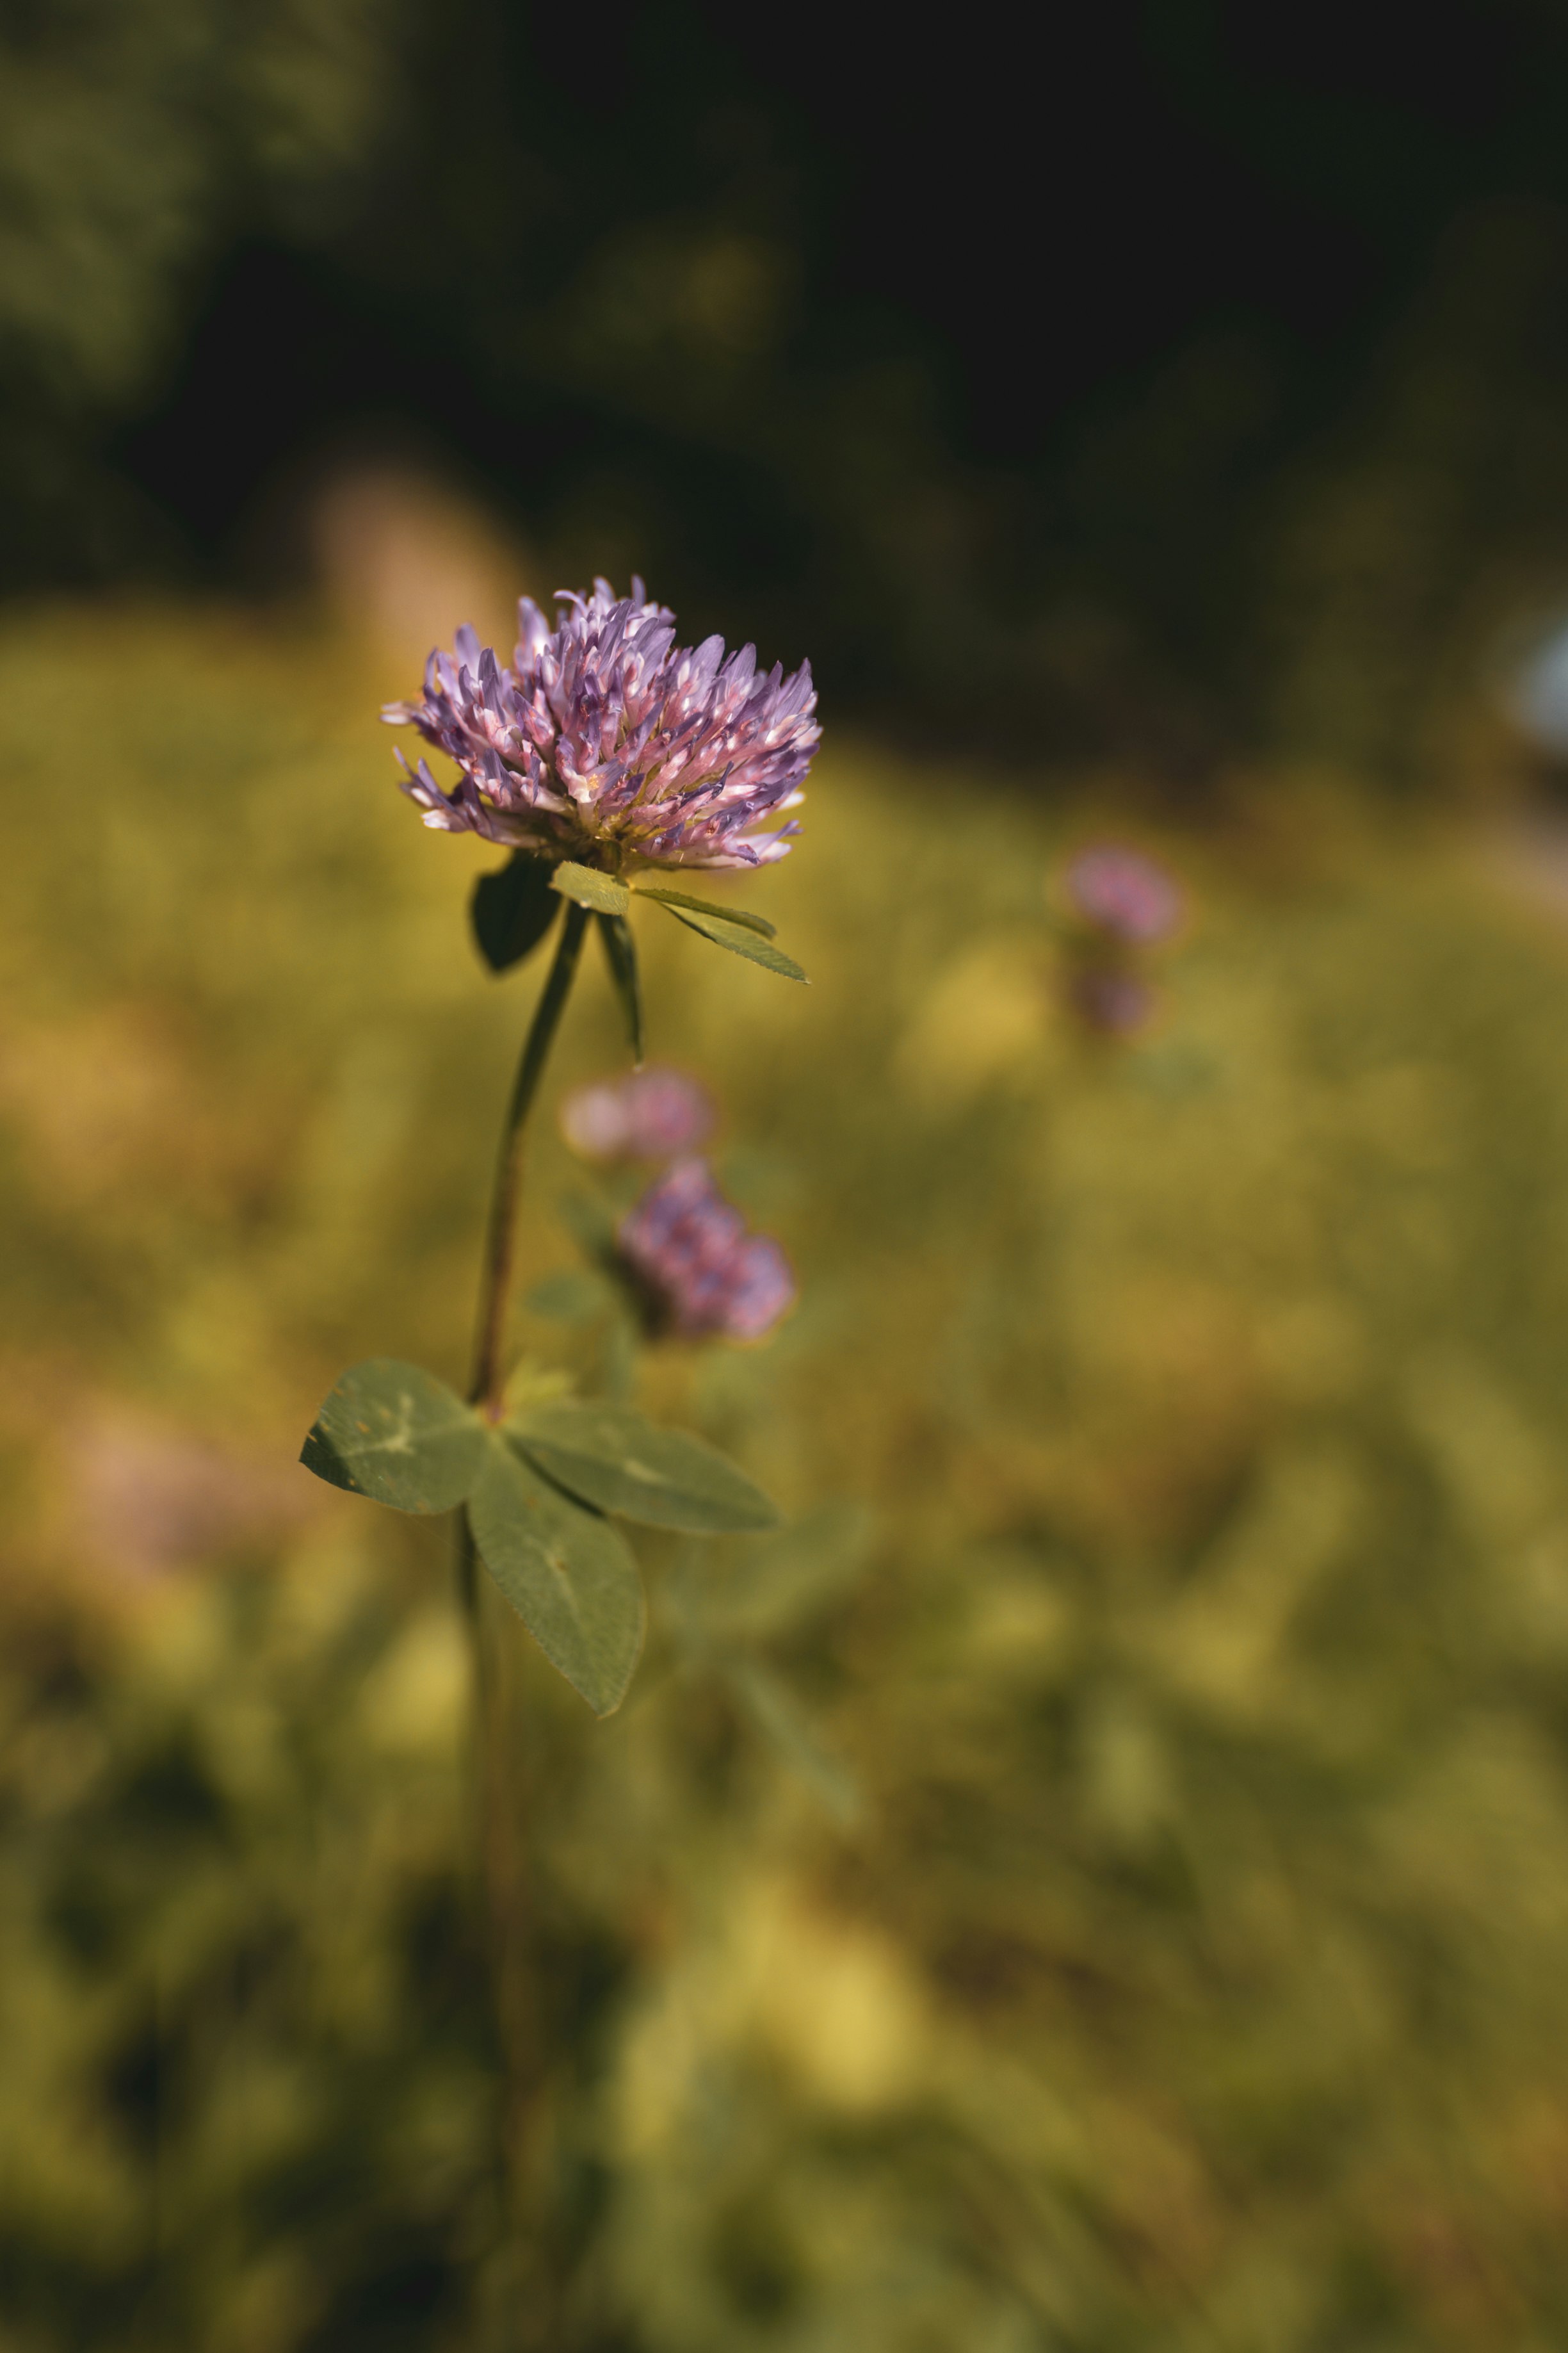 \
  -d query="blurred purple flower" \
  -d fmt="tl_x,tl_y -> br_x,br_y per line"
1070,968 -> 1157,1035
1065,845 -> 1182,942
383,578 -> 818,871
76,1407 -> 308,1583
560,1066 -> 716,1162
617,1159 -> 795,1340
